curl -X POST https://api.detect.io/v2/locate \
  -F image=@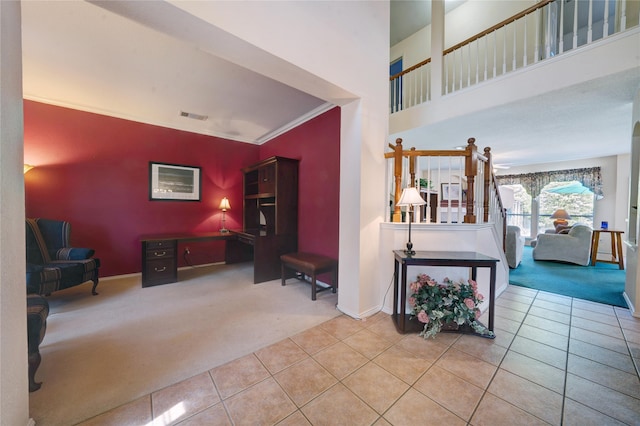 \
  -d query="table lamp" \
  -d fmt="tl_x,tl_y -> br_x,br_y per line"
397,186 -> 426,255
219,197 -> 231,233
550,209 -> 571,228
